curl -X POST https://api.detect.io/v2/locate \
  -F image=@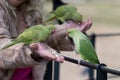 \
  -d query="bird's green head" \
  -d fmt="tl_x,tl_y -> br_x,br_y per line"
67,28 -> 78,37
66,28 -> 78,46
46,25 -> 55,34
72,12 -> 82,22
46,25 -> 55,30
